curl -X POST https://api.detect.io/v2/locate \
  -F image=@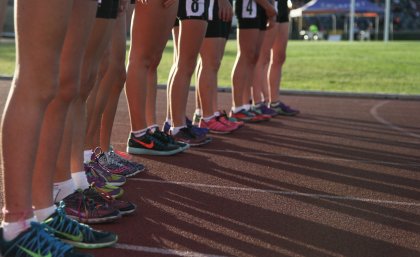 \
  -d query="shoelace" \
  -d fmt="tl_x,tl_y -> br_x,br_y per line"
153,129 -> 175,144
181,126 -> 197,139
5,222 -> 73,257
46,203 -> 95,242
144,131 -> 166,147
